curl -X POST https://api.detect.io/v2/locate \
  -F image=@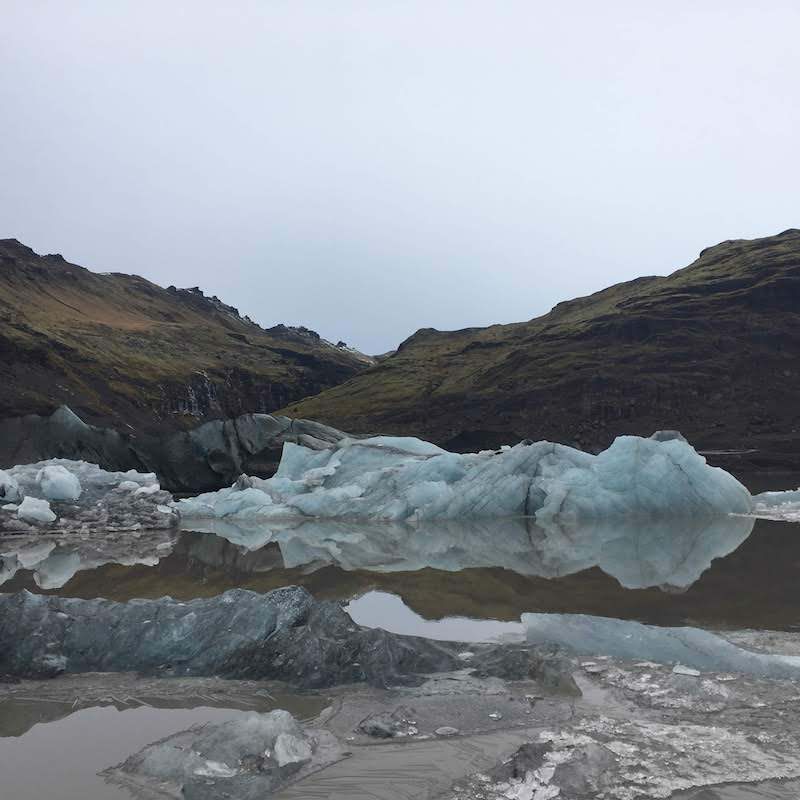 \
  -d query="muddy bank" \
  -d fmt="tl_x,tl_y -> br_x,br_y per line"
6,645 -> 800,799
